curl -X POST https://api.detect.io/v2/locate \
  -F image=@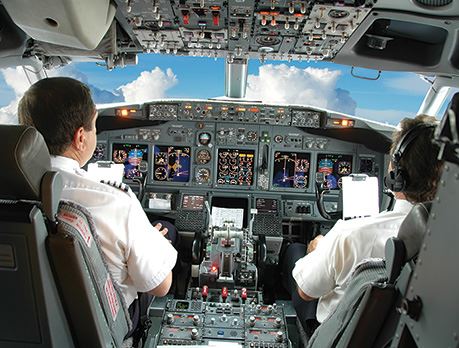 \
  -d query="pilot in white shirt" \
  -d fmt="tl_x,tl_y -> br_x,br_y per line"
285,115 -> 442,332
51,155 -> 178,307
17,77 -> 177,312
292,199 -> 412,322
